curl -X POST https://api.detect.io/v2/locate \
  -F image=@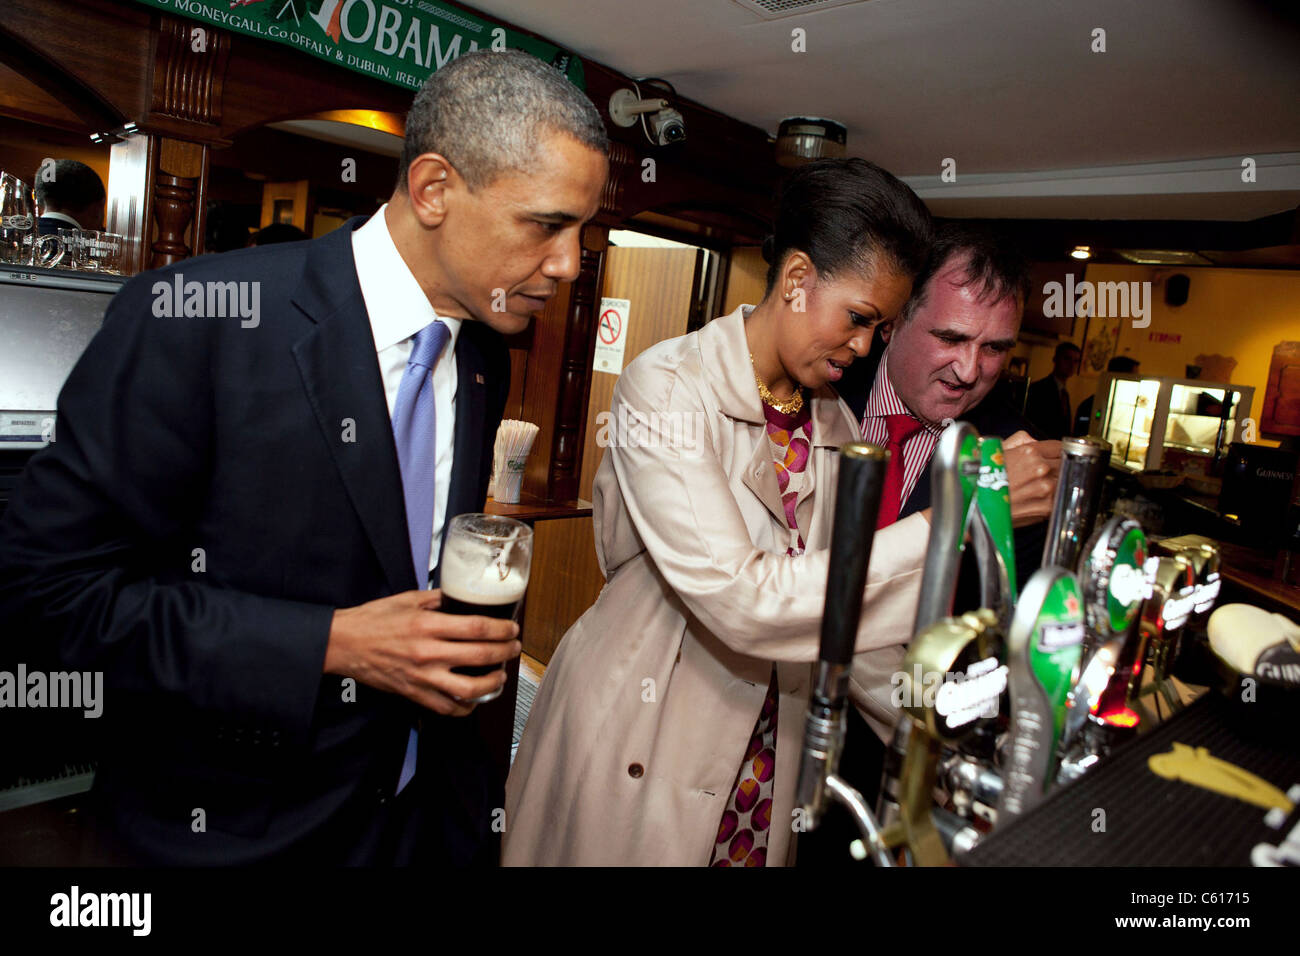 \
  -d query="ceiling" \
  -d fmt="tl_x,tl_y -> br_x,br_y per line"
461,0 -> 1300,222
